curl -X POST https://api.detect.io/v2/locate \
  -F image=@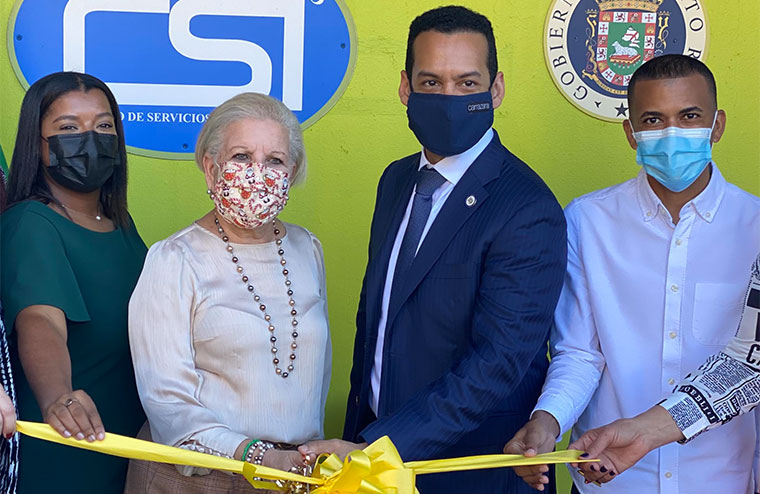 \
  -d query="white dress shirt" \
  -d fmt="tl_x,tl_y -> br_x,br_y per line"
129,222 -> 331,475
370,128 -> 494,414
534,165 -> 760,494
661,252 -> 760,440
